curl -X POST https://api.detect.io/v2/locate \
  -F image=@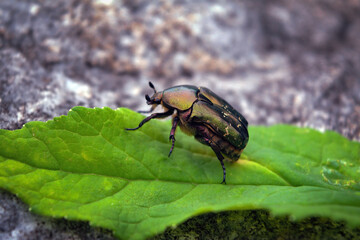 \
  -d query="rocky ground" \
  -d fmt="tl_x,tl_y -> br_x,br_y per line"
0,0 -> 359,239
